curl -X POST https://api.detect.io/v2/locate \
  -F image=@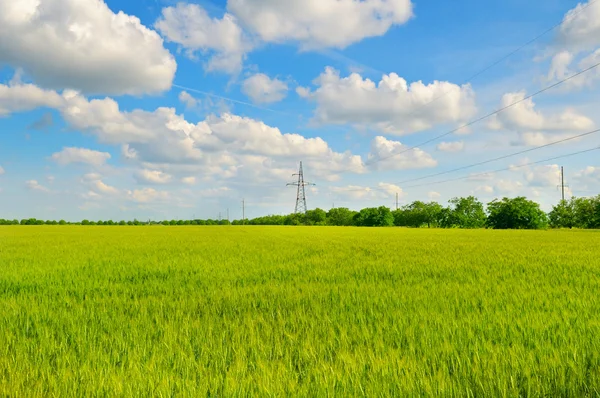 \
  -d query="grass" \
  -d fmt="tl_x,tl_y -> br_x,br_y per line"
1,226 -> 599,396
